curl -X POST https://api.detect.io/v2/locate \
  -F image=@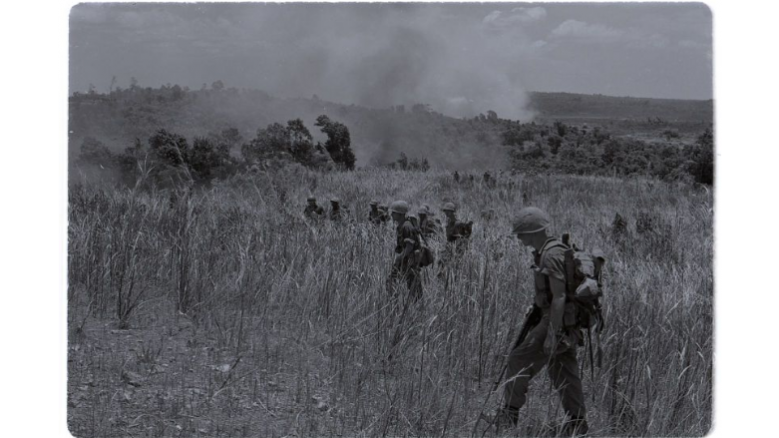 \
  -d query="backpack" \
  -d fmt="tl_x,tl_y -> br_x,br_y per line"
417,227 -> 435,268
560,233 -> 606,375
561,233 -> 606,332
